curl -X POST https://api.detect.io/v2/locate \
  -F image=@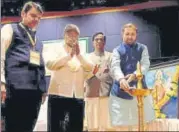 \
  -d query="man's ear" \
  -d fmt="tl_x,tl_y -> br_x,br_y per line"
21,11 -> 25,18
93,41 -> 95,48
